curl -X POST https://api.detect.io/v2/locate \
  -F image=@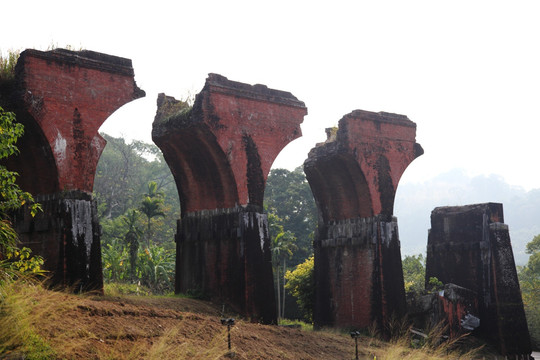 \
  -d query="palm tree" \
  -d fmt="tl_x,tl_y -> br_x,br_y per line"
139,181 -> 165,248
269,210 -> 297,320
273,230 -> 297,319
122,209 -> 142,281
